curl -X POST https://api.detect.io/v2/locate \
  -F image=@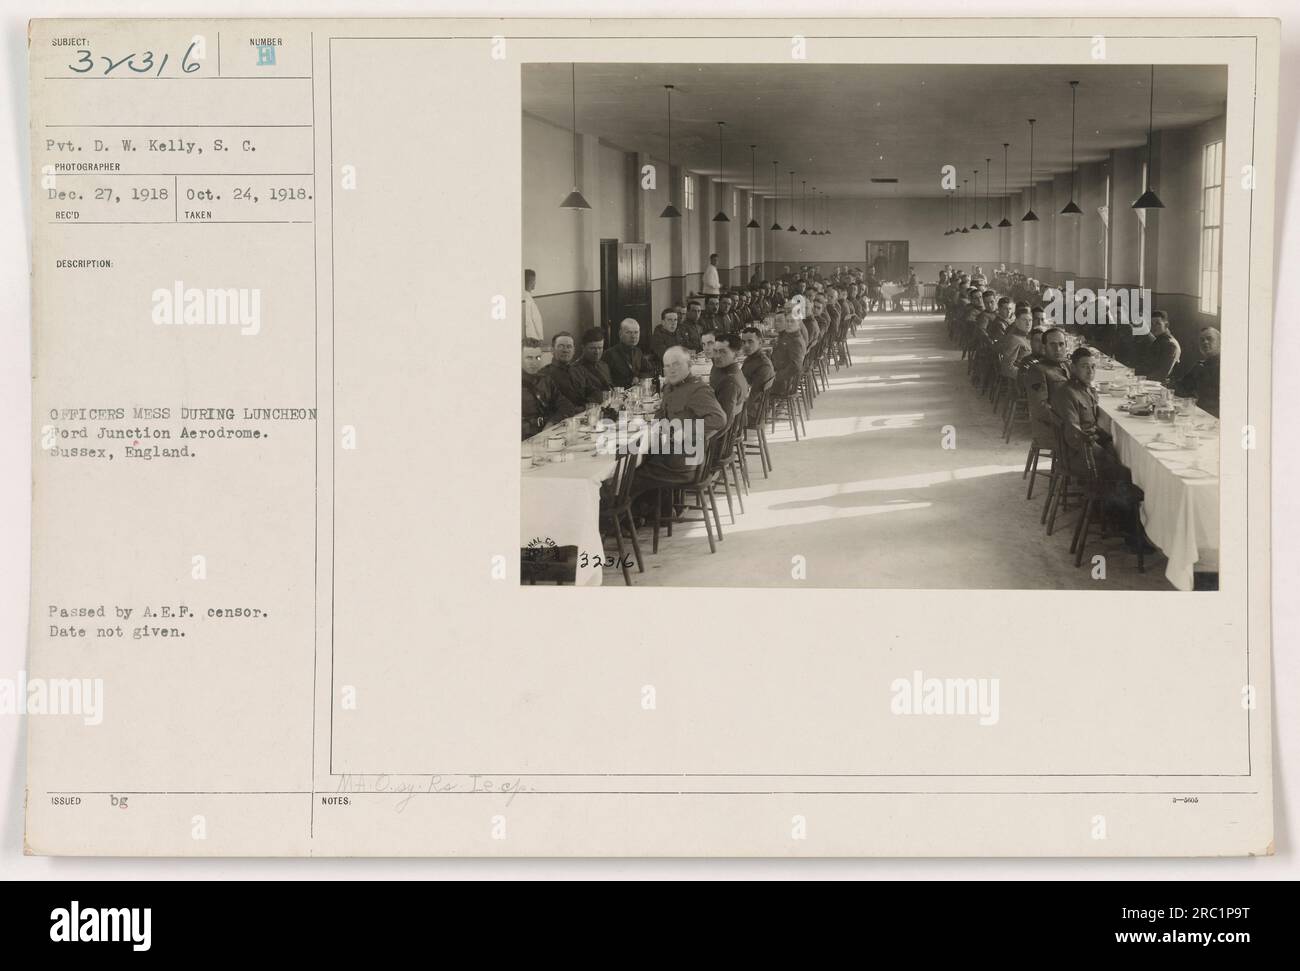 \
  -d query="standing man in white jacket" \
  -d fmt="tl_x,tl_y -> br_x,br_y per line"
702,253 -> 721,296
522,268 -> 545,342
